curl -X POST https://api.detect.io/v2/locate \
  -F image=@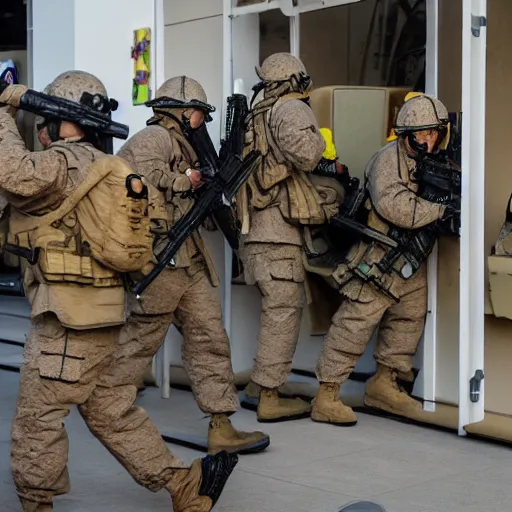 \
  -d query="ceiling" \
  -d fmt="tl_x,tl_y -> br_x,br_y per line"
0,0 -> 27,51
